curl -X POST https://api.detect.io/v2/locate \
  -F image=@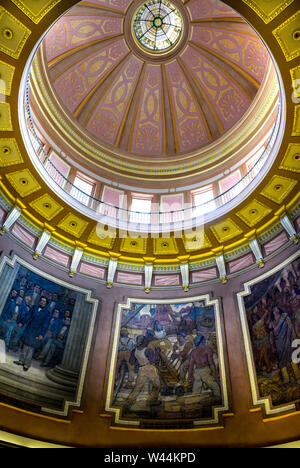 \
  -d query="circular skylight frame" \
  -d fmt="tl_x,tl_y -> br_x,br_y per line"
133,0 -> 183,53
